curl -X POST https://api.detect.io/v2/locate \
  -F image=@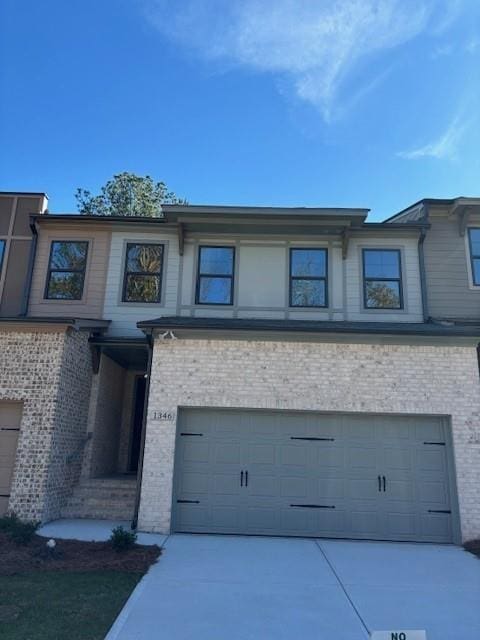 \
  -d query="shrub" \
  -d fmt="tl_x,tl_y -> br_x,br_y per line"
109,526 -> 137,552
0,513 -> 40,544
